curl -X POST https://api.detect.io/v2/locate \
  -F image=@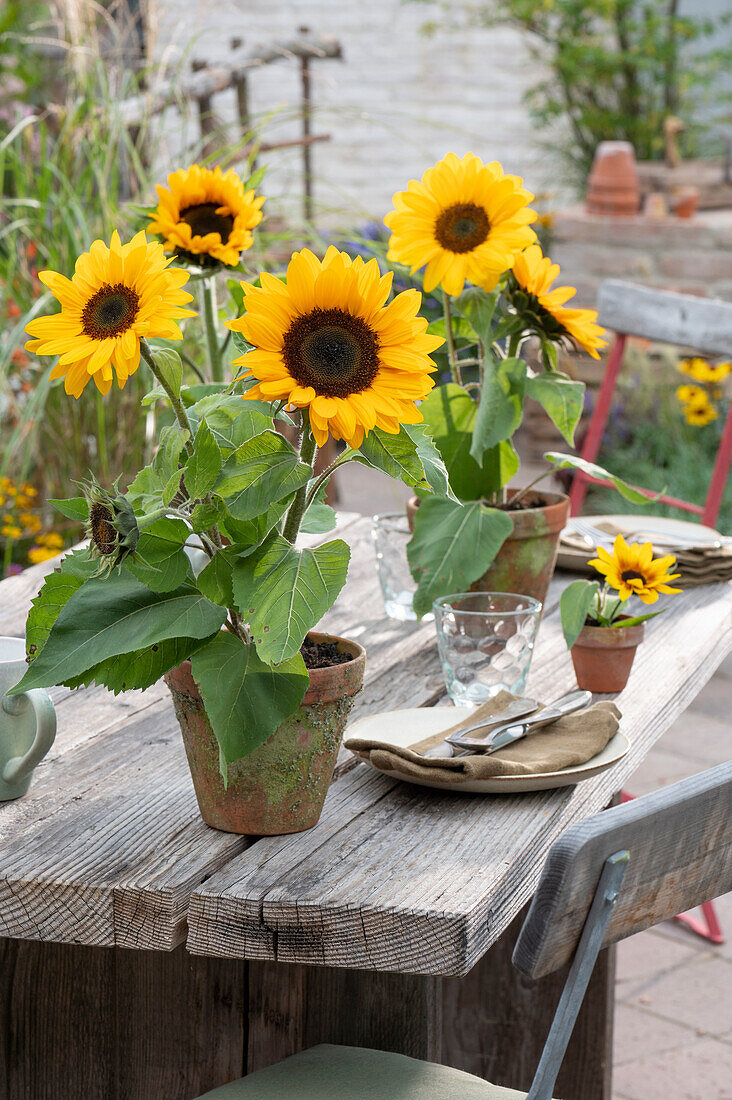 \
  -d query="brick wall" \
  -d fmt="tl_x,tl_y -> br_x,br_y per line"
552,207 -> 732,308
153,0 -> 552,225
